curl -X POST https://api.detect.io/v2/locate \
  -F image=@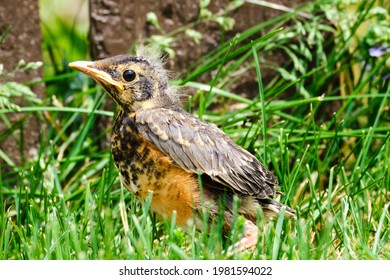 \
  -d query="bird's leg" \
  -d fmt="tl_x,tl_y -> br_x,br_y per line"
238,219 -> 259,249
228,219 -> 259,253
